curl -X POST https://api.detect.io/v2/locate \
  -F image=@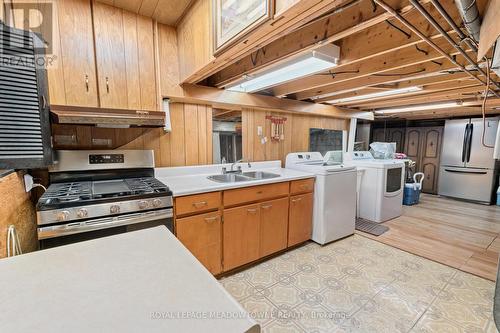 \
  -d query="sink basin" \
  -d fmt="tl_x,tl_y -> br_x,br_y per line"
242,171 -> 280,180
207,171 -> 281,183
207,174 -> 251,183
